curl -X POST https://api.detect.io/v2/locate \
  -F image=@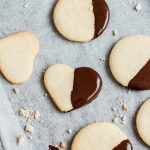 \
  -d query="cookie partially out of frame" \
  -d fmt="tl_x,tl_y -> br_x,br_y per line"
44,64 -> 102,112
71,122 -> 133,150
136,98 -> 150,147
53,0 -> 109,42
109,35 -> 150,90
0,32 -> 39,84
